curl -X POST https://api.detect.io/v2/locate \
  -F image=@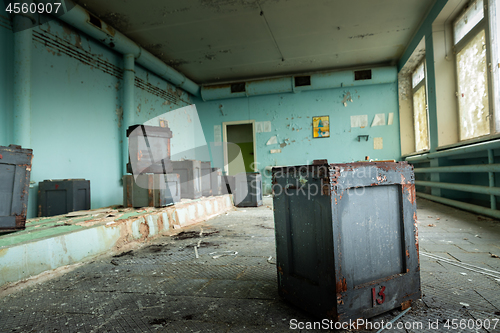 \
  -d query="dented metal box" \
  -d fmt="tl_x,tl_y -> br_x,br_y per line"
0,145 -> 33,231
172,160 -> 202,199
221,175 -> 235,195
234,172 -> 263,207
201,161 -> 212,197
272,162 -> 420,322
211,168 -> 222,196
38,179 -> 90,217
123,173 -> 180,208
126,124 -> 173,174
